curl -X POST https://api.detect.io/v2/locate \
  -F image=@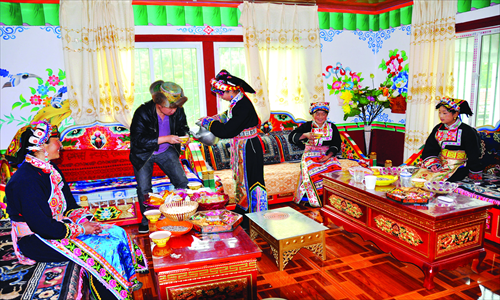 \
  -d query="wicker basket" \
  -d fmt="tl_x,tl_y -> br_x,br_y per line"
159,201 -> 198,222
